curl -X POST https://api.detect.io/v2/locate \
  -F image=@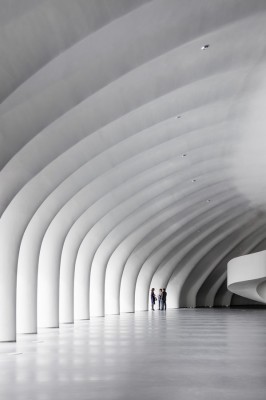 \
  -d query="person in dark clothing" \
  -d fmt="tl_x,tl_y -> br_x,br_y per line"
150,288 -> 156,311
157,289 -> 162,310
161,288 -> 167,310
